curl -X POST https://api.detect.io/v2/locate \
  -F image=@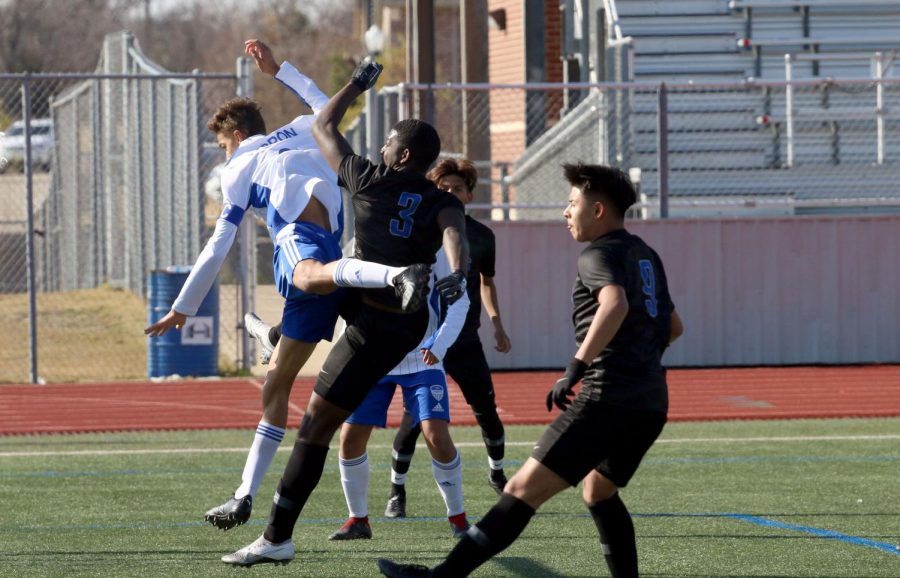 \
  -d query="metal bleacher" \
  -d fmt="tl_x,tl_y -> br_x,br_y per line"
614,0 -> 900,214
